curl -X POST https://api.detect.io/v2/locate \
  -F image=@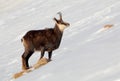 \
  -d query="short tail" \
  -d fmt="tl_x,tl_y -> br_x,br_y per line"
21,38 -> 23,42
